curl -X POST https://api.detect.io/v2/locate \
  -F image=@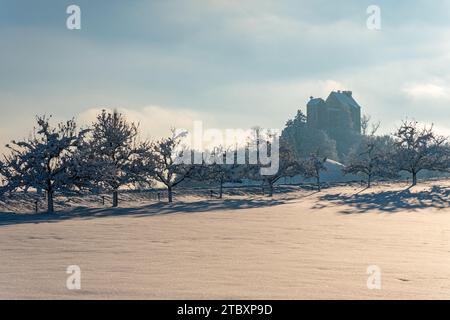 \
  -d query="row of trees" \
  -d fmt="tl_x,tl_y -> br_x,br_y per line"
0,111 -> 194,211
344,120 -> 450,187
282,110 -> 450,188
0,110 -> 318,212
1,110 -> 449,213
255,119 -> 450,194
